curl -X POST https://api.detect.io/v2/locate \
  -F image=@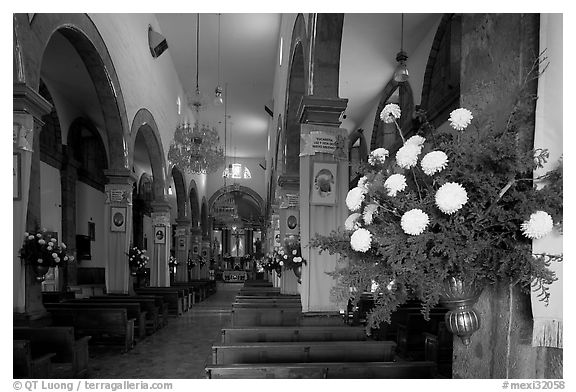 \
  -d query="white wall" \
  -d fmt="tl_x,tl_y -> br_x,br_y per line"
40,162 -> 62,236
75,182 -> 106,268
206,157 -> 266,202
